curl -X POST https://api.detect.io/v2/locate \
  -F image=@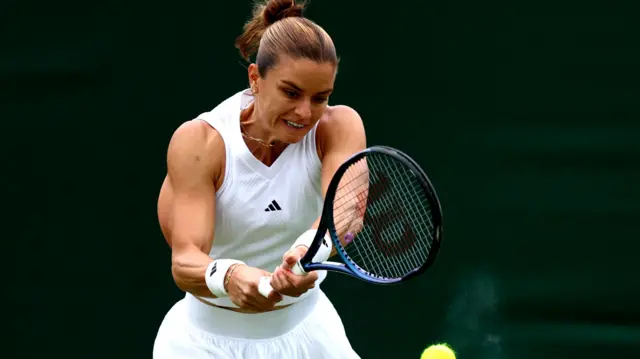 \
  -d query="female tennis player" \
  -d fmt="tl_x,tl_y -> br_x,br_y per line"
153,0 -> 365,358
